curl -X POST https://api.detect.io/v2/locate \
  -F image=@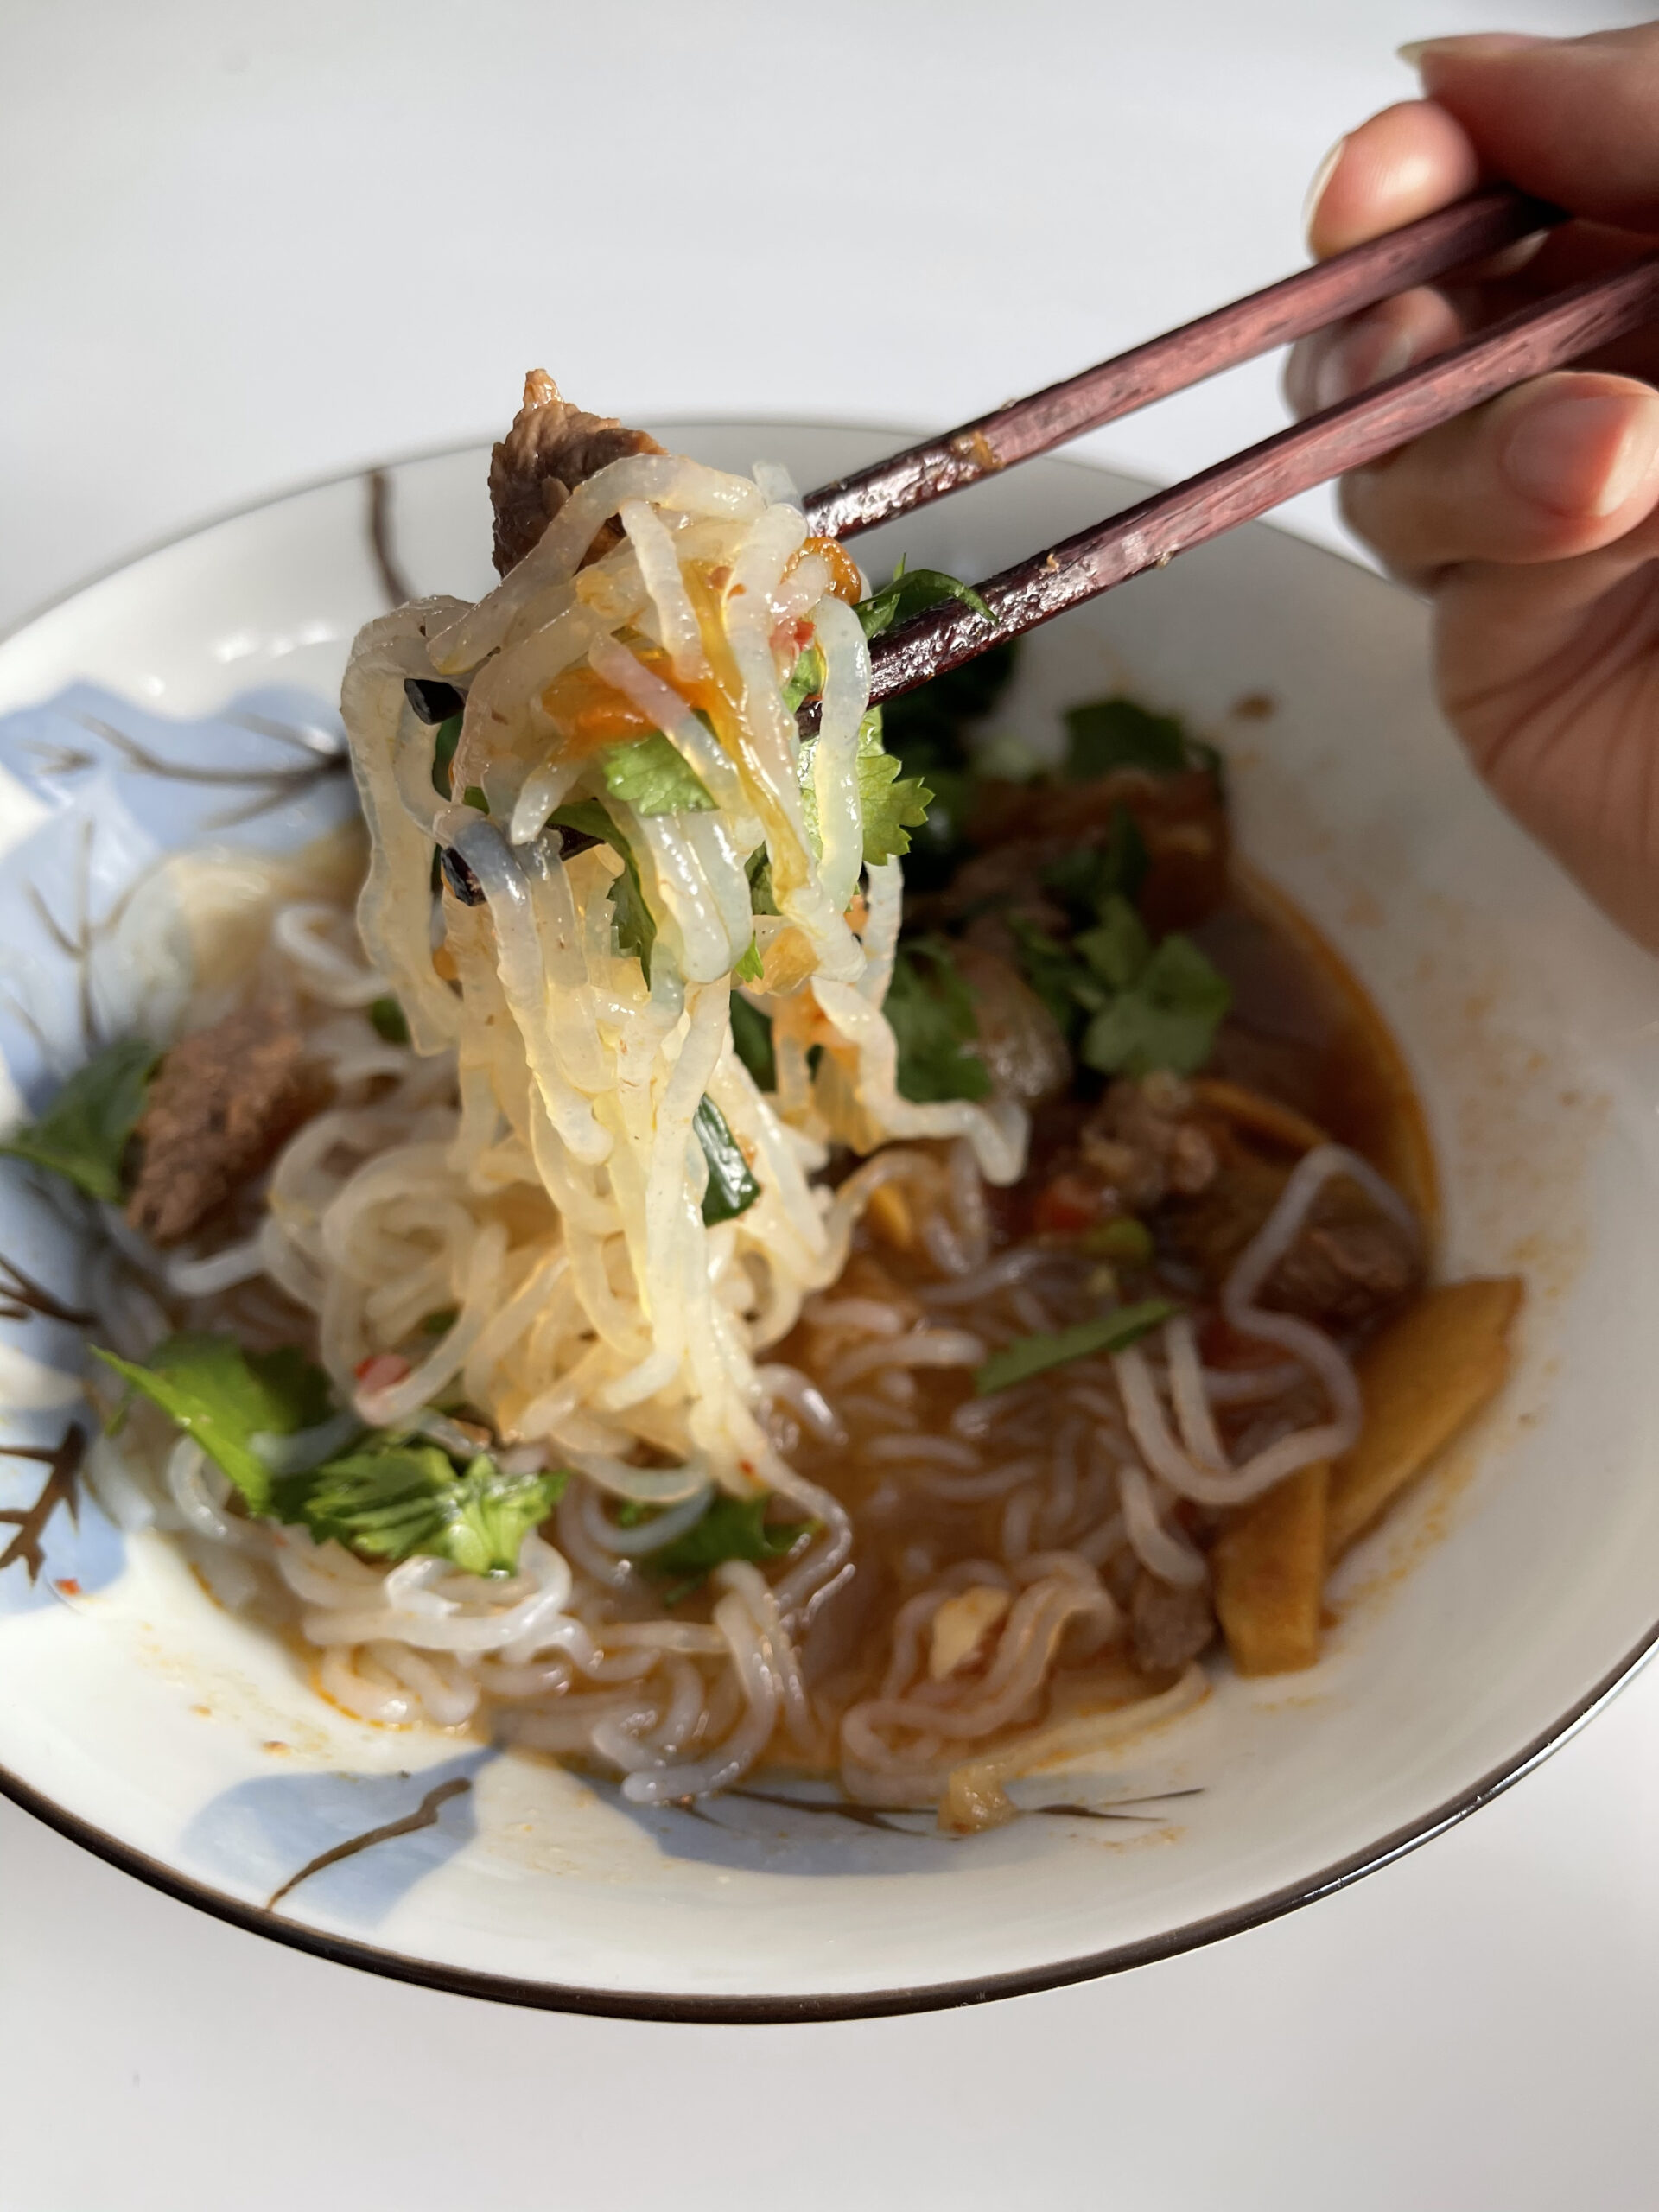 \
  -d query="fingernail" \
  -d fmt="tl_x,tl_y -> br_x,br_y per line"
1502,392 -> 1659,518
1313,321 -> 1418,413
1302,134 -> 1347,245
1399,32 -> 1545,67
